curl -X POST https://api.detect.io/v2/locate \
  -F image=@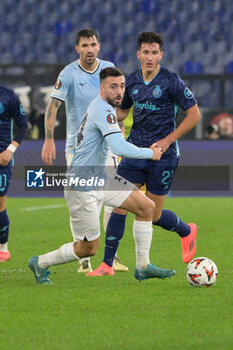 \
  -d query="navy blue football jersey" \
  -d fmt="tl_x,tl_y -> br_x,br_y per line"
121,67 -> 197,154
0,85 -> 28,152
